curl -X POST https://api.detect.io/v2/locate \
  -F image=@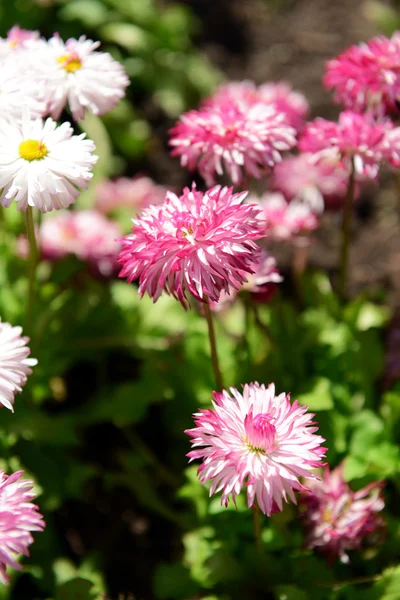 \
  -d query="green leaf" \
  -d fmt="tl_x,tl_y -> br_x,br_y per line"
55,577 -> 97,600
297,377 -> 334,411
153,562 -> 198,599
